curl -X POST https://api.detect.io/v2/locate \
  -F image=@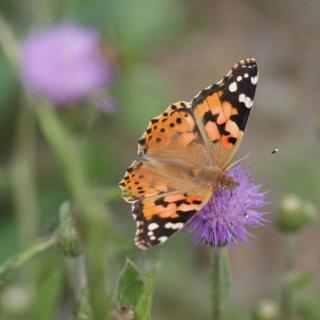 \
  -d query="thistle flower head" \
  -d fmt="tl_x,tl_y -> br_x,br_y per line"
184,166 -> 268,246
21,23 -> 113,106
